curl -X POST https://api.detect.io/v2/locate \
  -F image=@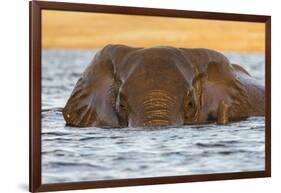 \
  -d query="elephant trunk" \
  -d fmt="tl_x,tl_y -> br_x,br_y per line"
141,90 -> 178,127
